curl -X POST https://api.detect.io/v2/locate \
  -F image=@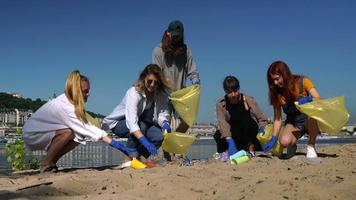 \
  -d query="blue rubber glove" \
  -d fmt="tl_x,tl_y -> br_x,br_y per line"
258,126 -> 265,135
192,79 -> 200,85
298,96 -> 312,105
109,140 -> 137,155
162,121 -> 172,133
138,136 -> 157,156
262,135 -> 278,152
227,138 -> 238,156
